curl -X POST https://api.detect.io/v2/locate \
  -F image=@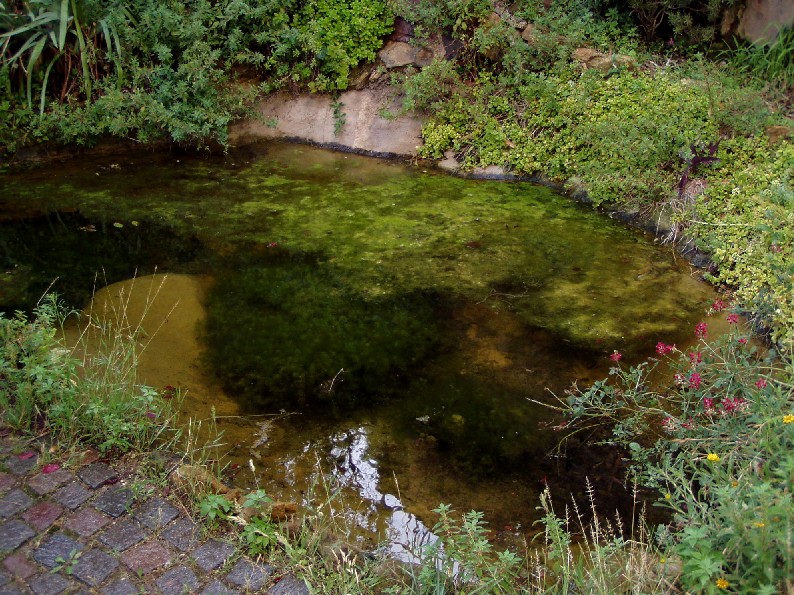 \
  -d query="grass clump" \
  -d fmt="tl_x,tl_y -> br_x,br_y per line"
0,294 -> 179,453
